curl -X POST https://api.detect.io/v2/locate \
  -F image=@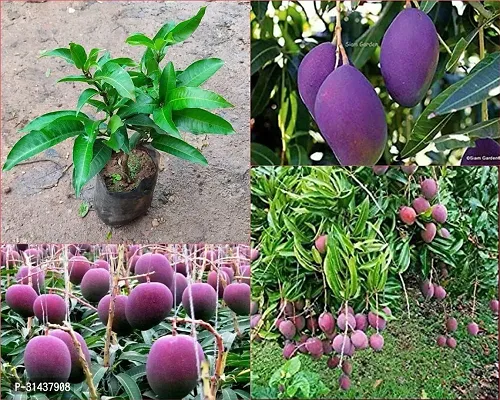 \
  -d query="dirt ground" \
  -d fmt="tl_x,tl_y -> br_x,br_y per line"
1,1 -> 250,244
